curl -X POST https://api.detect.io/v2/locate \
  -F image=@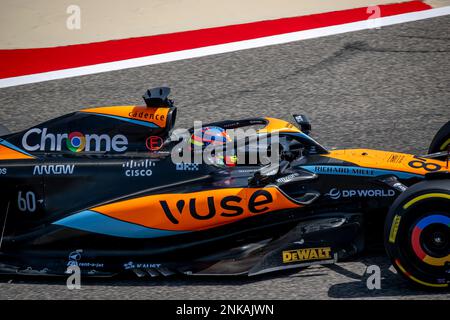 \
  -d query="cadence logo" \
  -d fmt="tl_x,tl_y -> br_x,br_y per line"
129,111 -> 165,122
22,128 -> 128,153
326,188 -> 395,200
